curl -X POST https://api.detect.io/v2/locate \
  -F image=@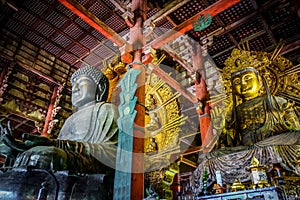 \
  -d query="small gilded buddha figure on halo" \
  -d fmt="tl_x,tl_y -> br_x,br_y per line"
0,66 -> 118,174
